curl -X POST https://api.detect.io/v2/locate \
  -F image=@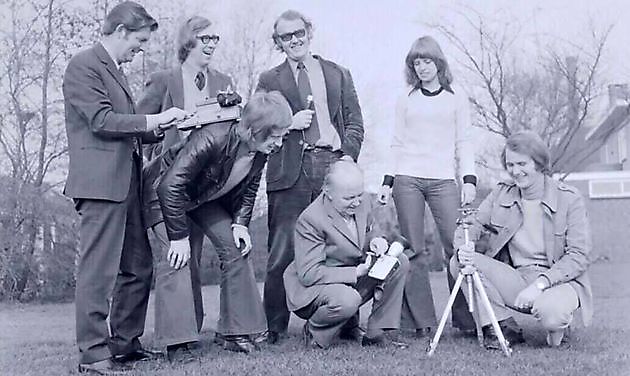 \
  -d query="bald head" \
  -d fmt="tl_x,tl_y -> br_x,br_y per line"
323,160 -> 364,217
